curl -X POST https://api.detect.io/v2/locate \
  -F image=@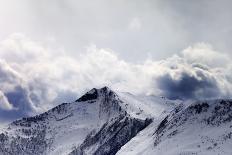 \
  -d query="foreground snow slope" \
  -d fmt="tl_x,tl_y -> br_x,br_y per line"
0,87 -> 173,155
117,99 -> 232,155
